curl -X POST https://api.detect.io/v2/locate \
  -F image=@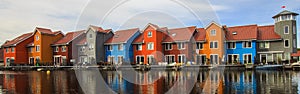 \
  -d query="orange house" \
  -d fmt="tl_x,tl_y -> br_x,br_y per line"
27,27 -> 64,65
195,22 -> 225,65
132,23 -> 168,64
